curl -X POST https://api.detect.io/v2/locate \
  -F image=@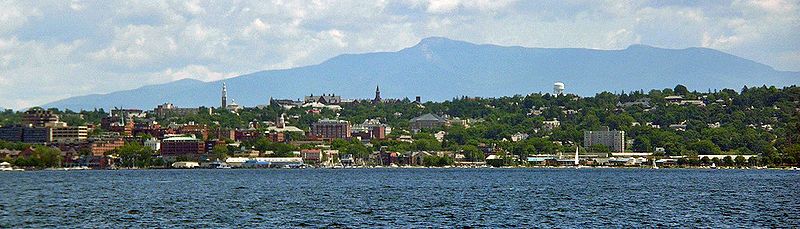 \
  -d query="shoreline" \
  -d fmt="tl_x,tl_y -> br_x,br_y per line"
8,165 -> 799,171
